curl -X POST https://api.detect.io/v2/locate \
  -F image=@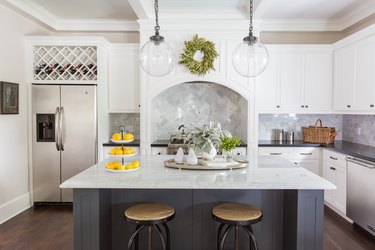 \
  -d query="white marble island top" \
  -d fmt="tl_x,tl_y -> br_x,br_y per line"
60,155 -> 335,190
